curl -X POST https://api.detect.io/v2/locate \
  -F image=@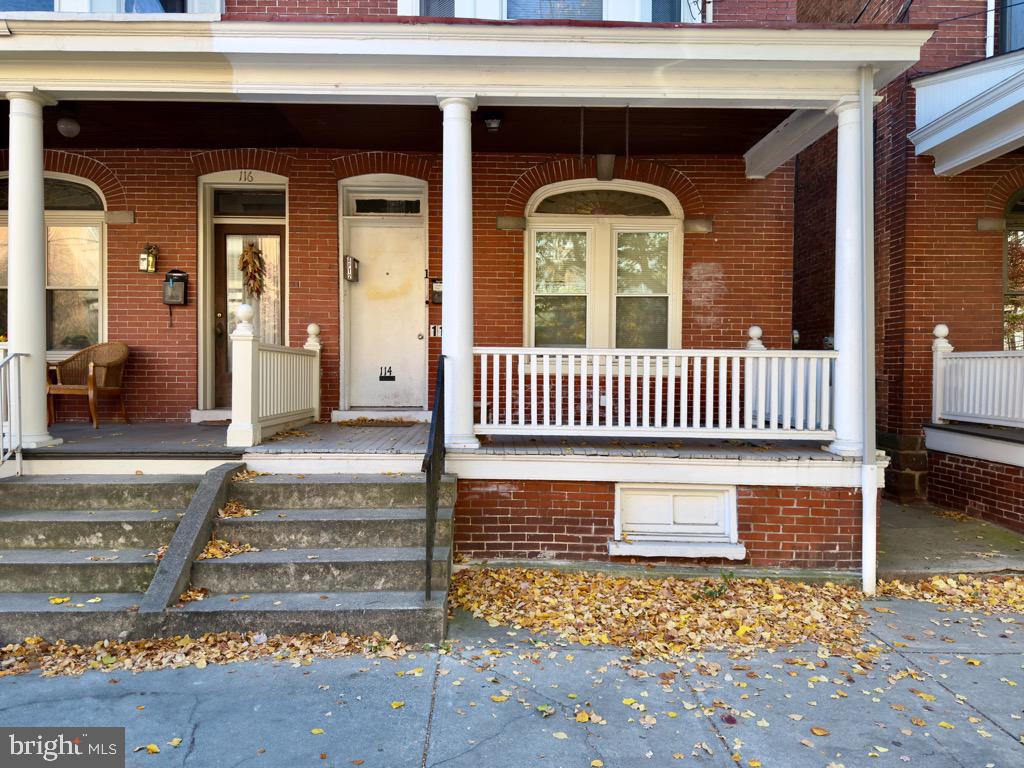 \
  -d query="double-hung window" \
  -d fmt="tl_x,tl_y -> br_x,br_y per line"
412,0 -> 704,23
526,185 -> 682,350
0,177 -> 106,356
